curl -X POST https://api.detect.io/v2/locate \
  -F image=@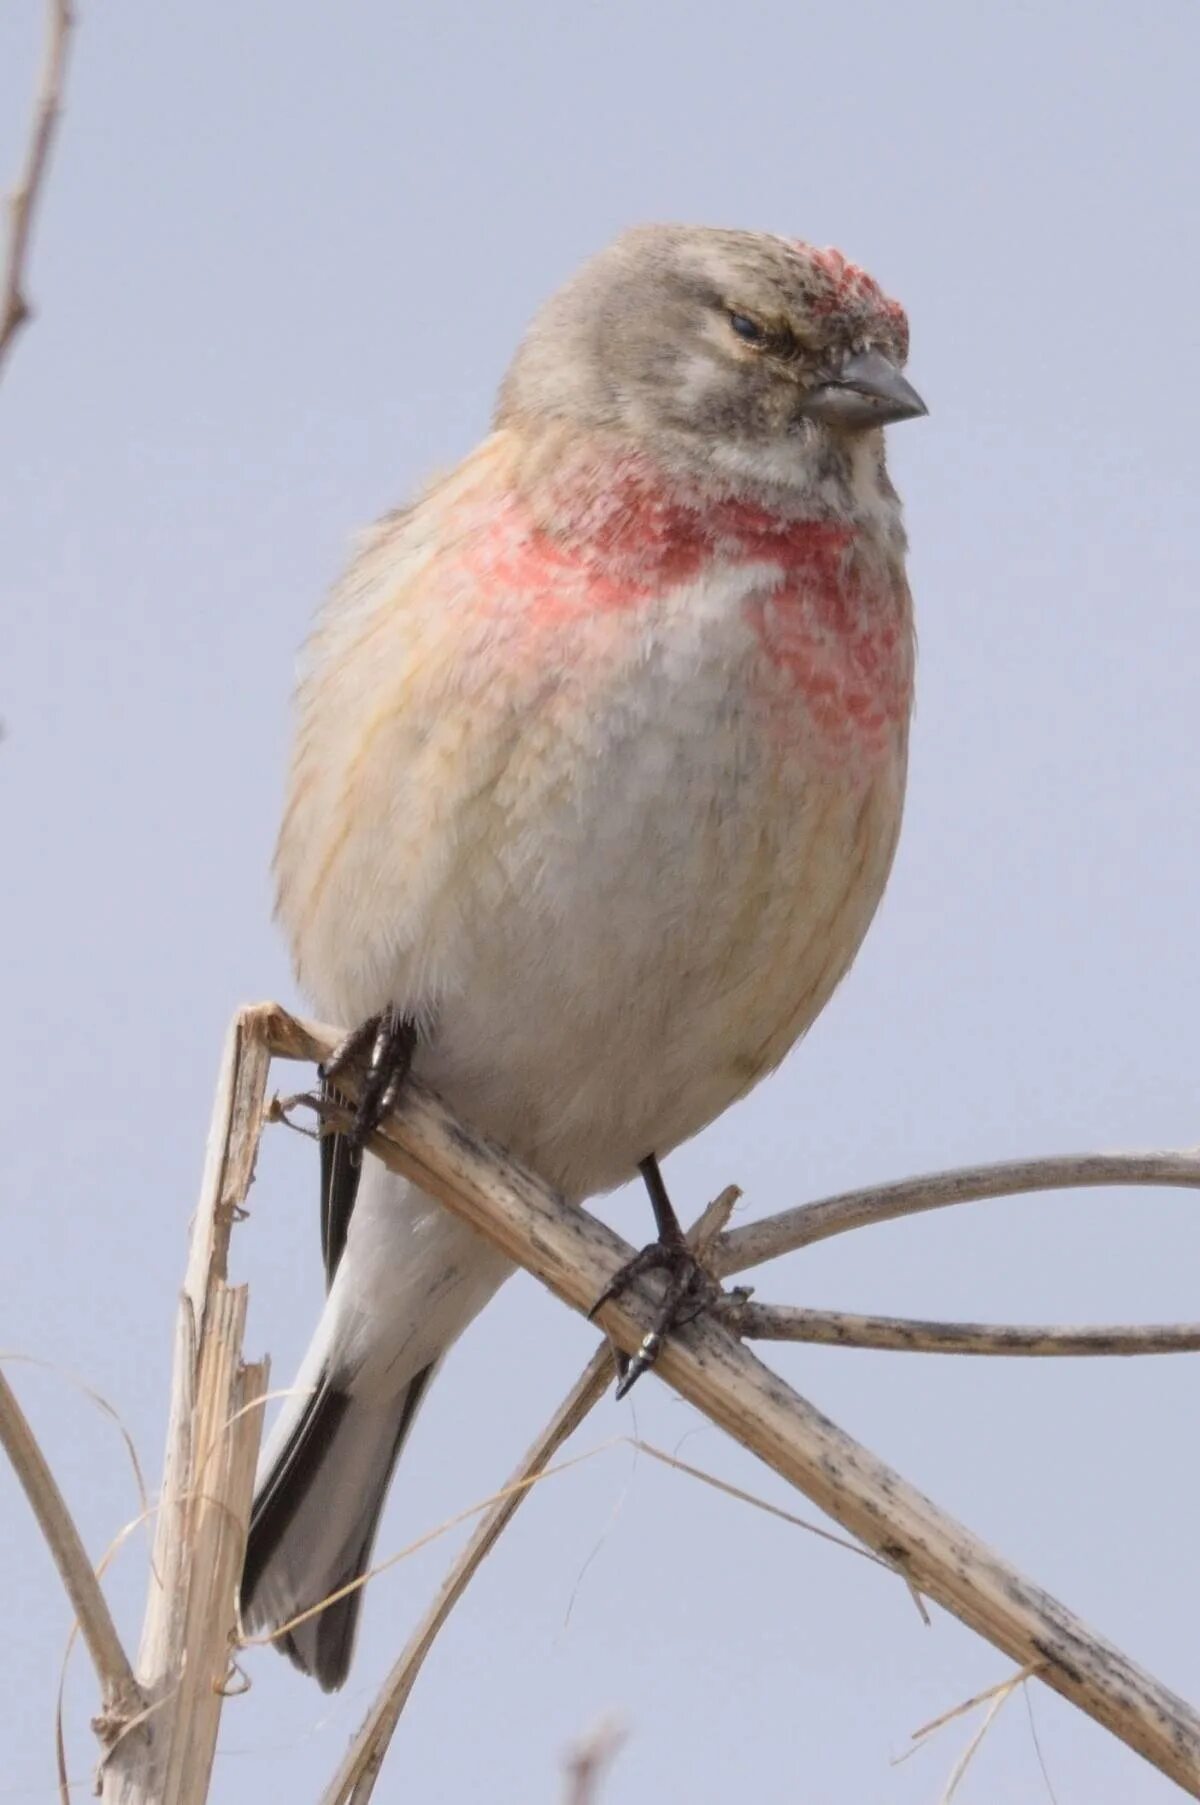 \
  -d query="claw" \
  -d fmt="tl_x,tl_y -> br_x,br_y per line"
319,1016 -> 380,1085
615,1334 -> 662,1400
586,1241 -> 675,1322
590,1155 -> 721,1396
321,1007 -> 418,1153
